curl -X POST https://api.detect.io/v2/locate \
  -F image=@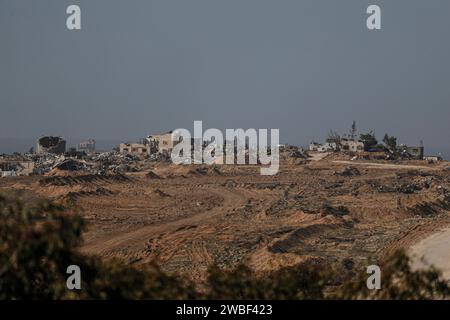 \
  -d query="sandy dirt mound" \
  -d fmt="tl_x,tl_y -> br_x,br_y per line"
3,158 -> 450,281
